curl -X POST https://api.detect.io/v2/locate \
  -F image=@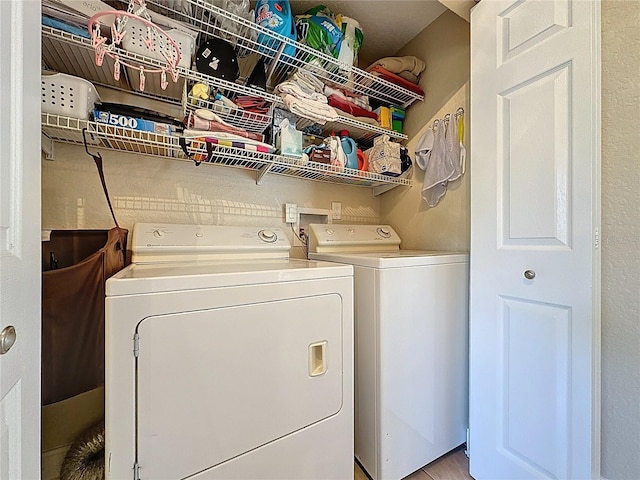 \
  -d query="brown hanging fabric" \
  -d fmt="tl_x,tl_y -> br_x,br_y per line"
41,132 -> 128,405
